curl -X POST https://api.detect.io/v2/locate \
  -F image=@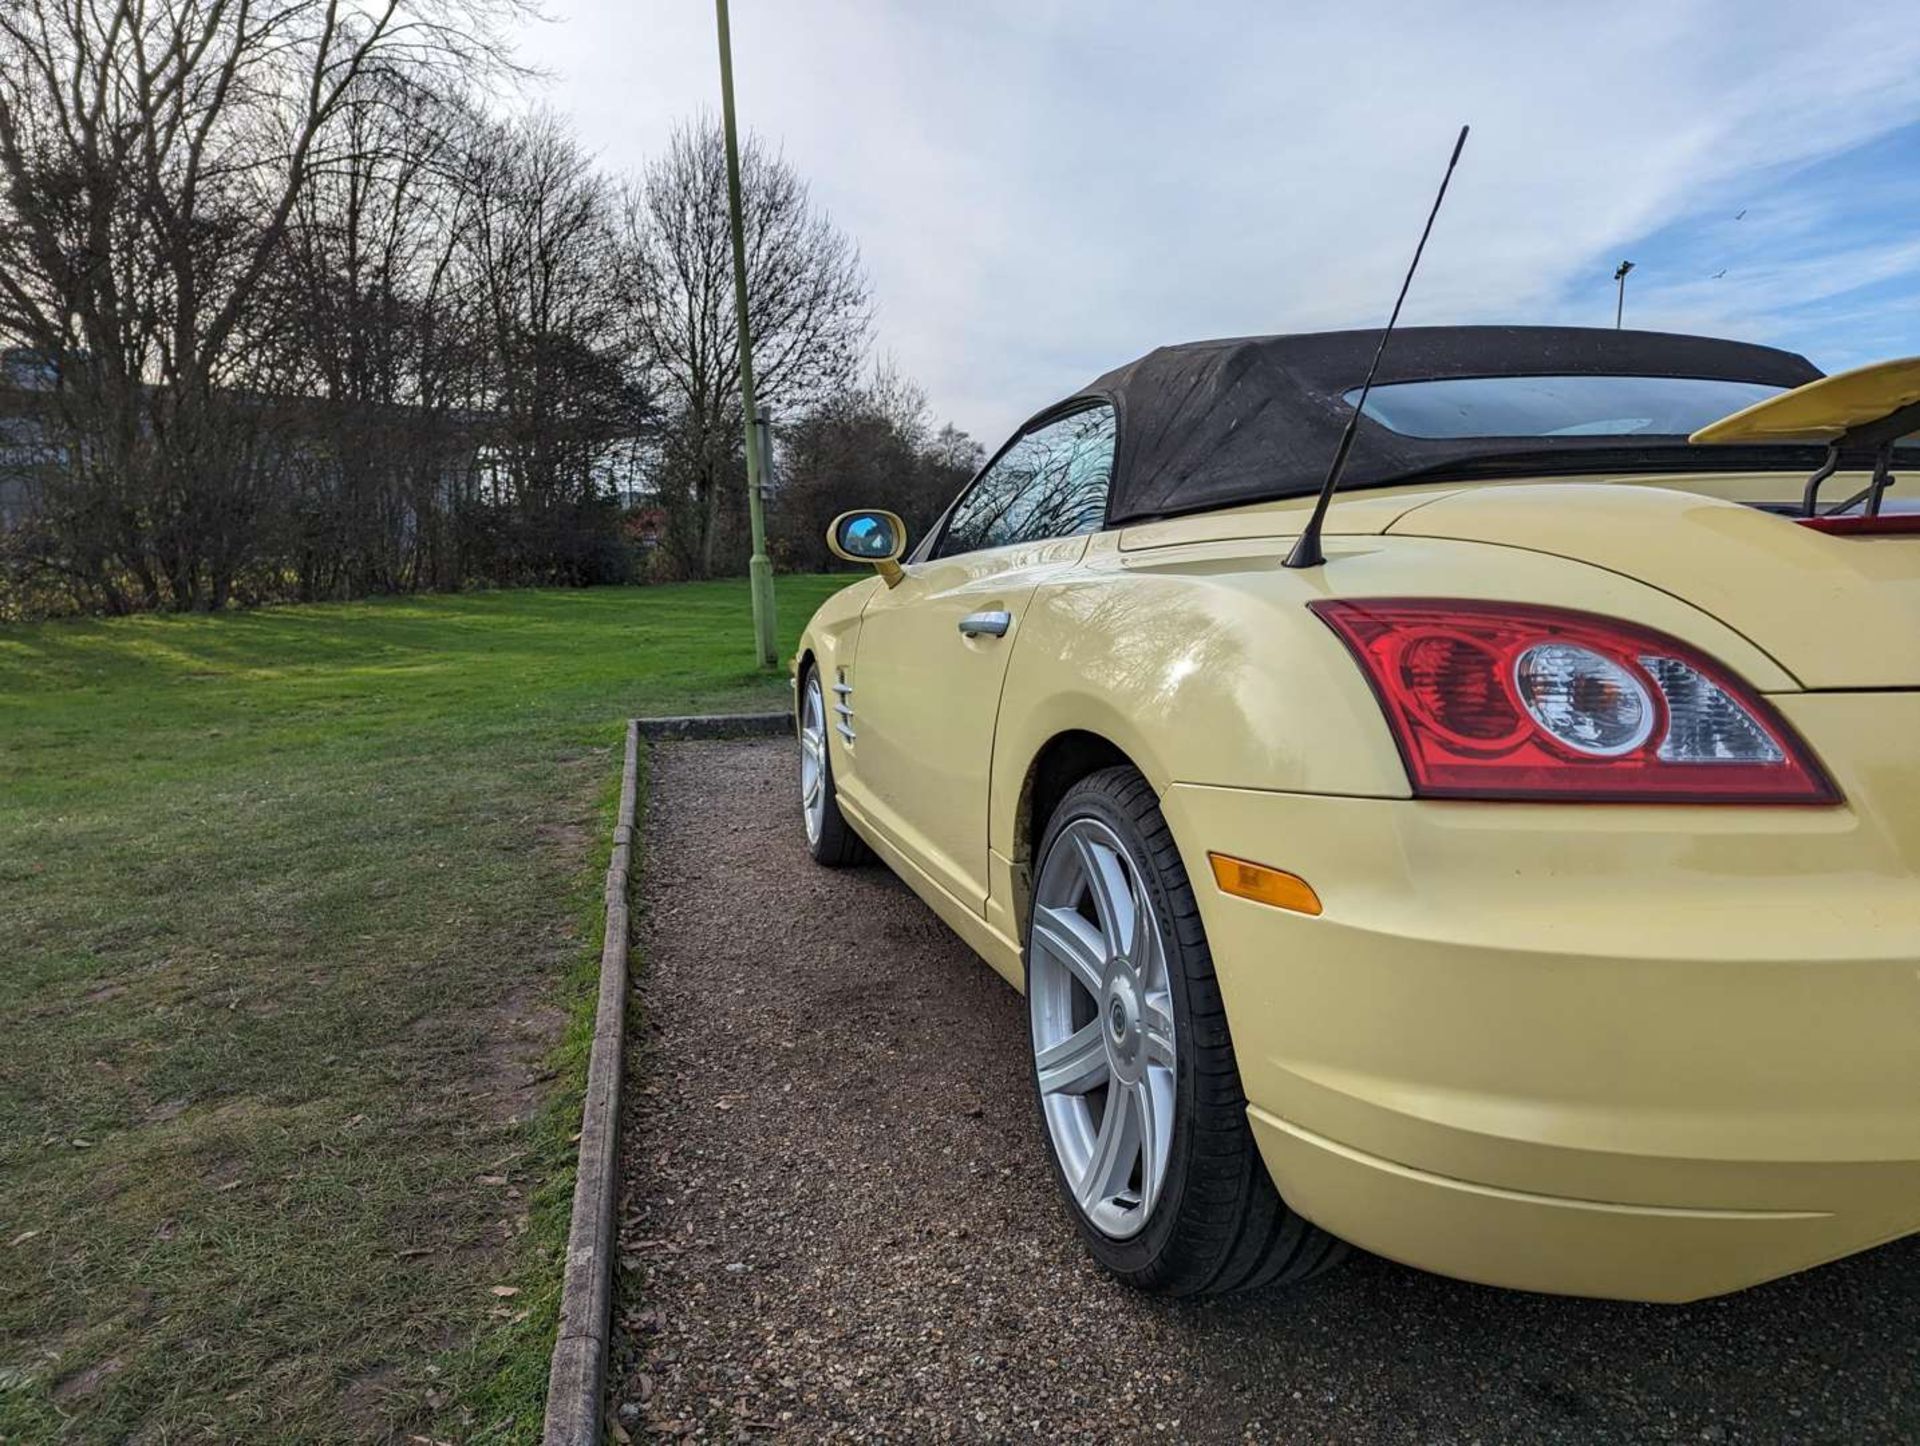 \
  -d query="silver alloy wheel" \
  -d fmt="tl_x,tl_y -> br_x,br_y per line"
799,673 -> 827,845
1029,817 -> 1177,1239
